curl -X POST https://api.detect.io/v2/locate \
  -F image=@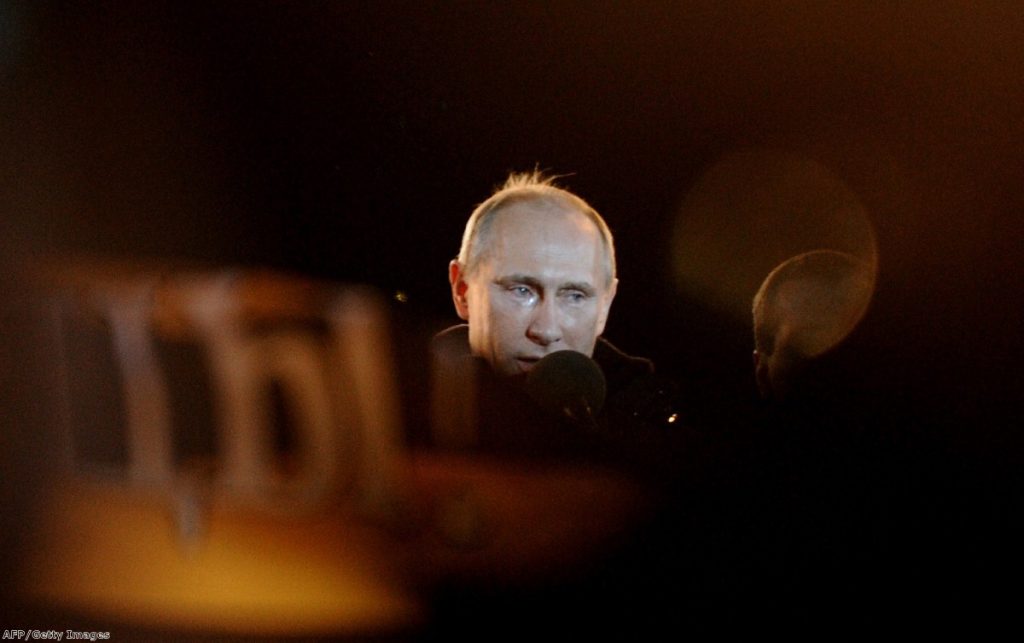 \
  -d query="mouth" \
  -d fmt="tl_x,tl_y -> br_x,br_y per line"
515,357 -> 542,372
